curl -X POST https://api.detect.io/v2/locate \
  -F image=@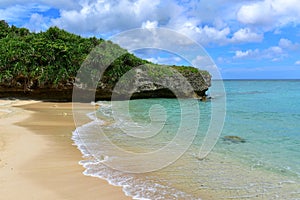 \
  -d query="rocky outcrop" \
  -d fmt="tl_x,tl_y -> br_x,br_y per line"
110,66 -> 211,100
0,66 -> 211,102
223,136 -> 246,144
